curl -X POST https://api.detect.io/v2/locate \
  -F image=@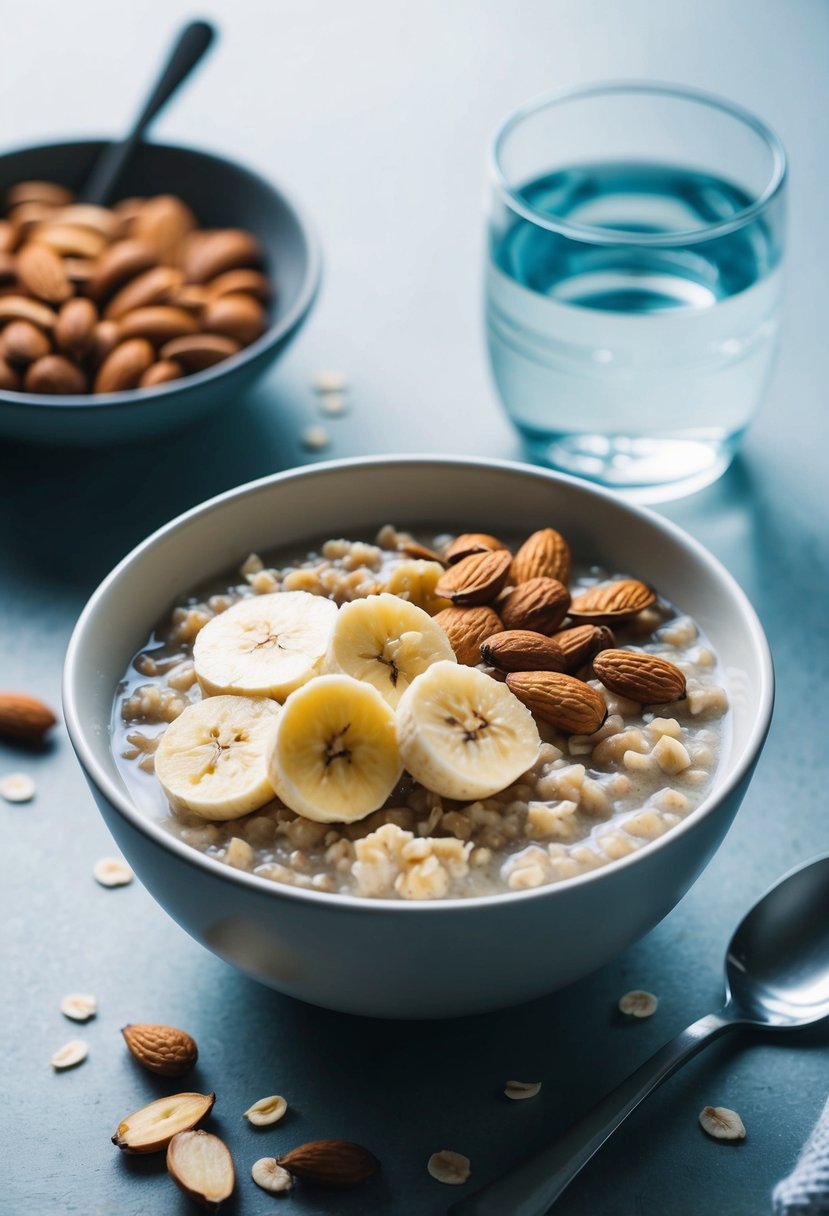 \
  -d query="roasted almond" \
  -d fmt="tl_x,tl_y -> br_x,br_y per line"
112,1092 -> 215,1154
1,320 -> 51,365
167,1130 -> 235,1210
104,265 -> 184,320
53,204 -> 120,240
55,297 -> 98,358
112,195 -> 146,235
6,180 -> 73,208
444,532 -> 506,565
206,268 -> 271,302
0,295 -> 56,329
8,202 -> 57,239
62,257 -> 96,286
278,1140 -> 379,1187
0,356 -> 20,390
117,305 -> 199,345
435,548 -> 512,606
569,580 -> 656,622
31,222 -> 106,260
398,540 -> 446,564
87,239 -> 158,302
184,228 -> 262,284
481,630 -> 566,673
432,606 -> 503,665
122,1023 -> 198,1077
159,333 -> 240,371
506,671 -> 607,735
0,220 -> 16,253
24,354 -> 86,395
94,338 -> 154,393
132,194 -> 196,264
592,649 -> 686,704
140,359 -> 184,388
0,691 -> 57,741
499,577 -> 571,634
511,527 -> 572,586
551,624 -> 615,673
171,284 -> 209,313
201,292 -> 266,345
88,319 -> 121,369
